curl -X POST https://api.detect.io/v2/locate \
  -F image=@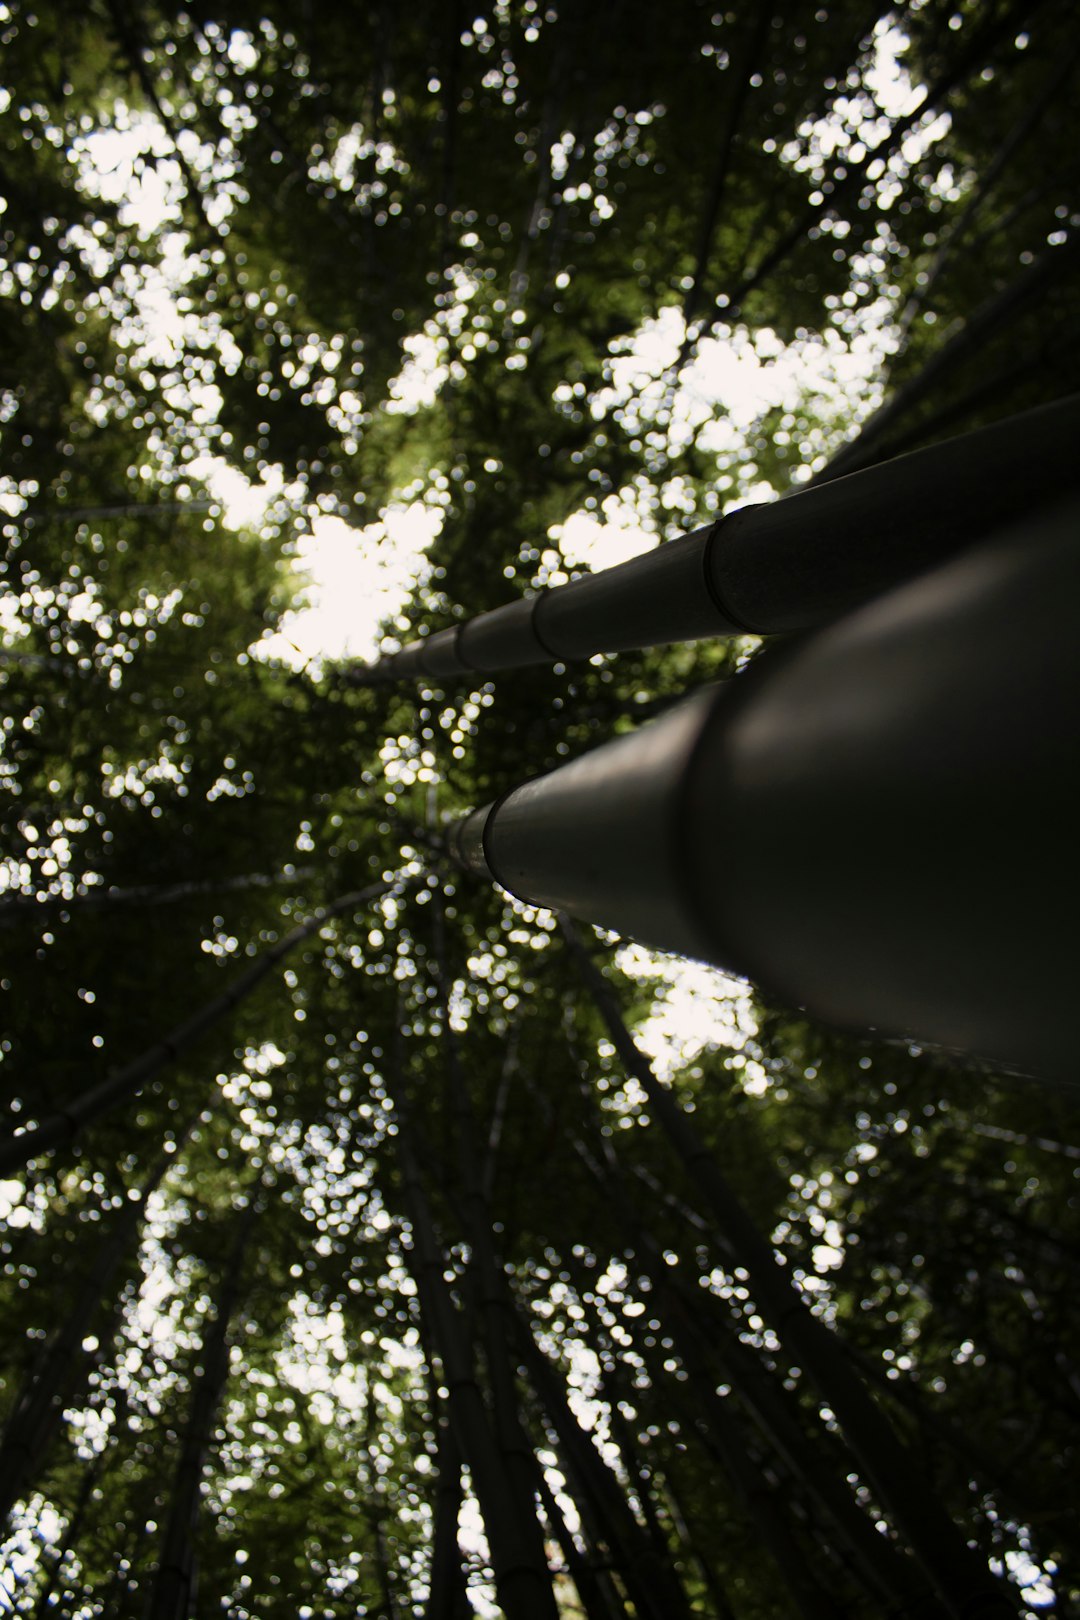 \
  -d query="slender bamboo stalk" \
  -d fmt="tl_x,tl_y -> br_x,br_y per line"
721,0 -> 1041,321
2,500 -> 214,537
480,1021 -> 520,1204
895,43 -> 1080,342
659,1468 -> 739,1620
411,921 -> 629,1620
31,1442 -> 108,1618
147,1200 -> 258,1620
623,1310 -> 841,1620
425,1418 -> 471,1620
830,332 -> 1062,469
627,1154 -> 1001,1586
601,1390 -> 671,1564
428,899 -> 558,1574
819,232 -> 1079,481
407,1111 -> 638,1620
0,866 -> 318,926
360,397 -> 1079,681
681,8 -> 773,329
392,1092 -> 559,1620
562,922 -> 1016,1619
533,1464 -> 627,1620
0,1142 -> 182,1525
514,1316 -> 695,1620
547,1068 -> 933,1617
0,881 -> 392,1175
